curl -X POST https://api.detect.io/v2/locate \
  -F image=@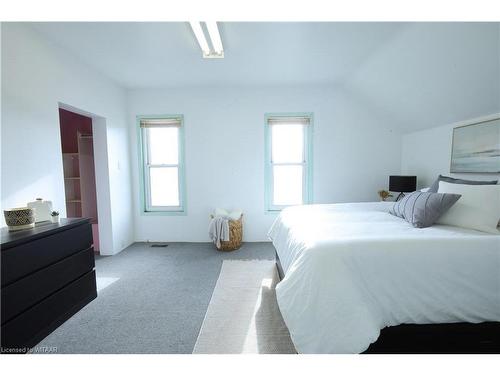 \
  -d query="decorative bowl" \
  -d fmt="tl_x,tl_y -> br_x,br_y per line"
3,207 -> 35,231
